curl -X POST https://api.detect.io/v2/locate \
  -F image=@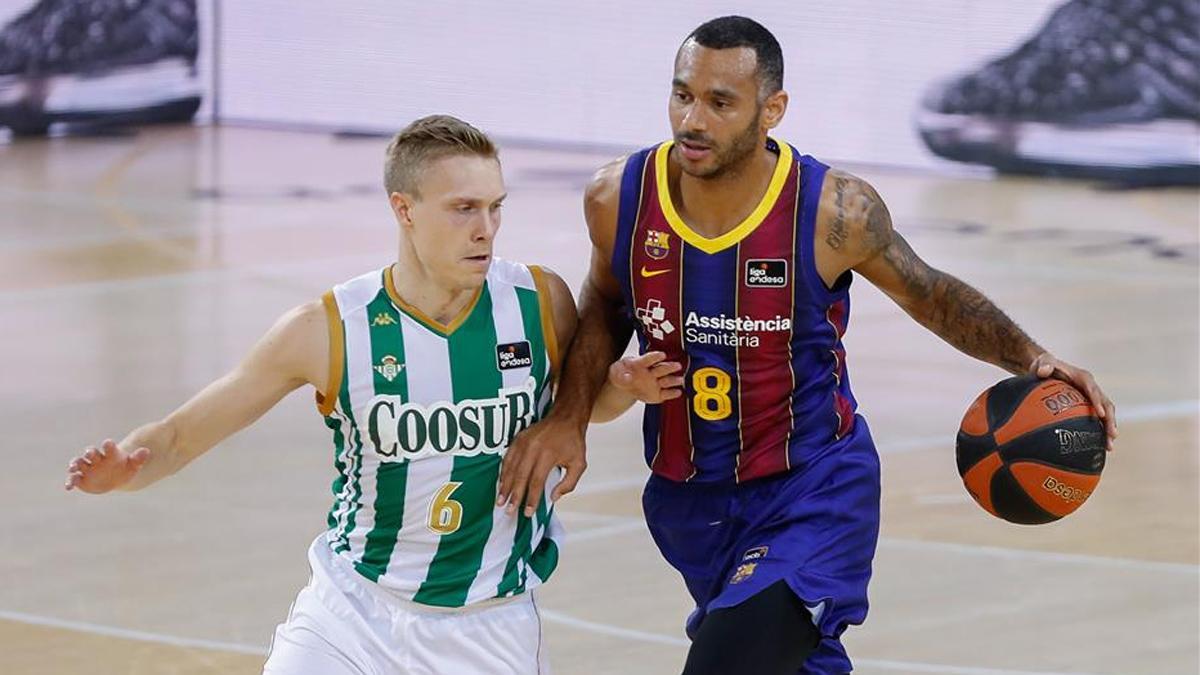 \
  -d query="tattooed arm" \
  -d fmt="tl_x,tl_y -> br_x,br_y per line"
815,170 -> 1117,444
